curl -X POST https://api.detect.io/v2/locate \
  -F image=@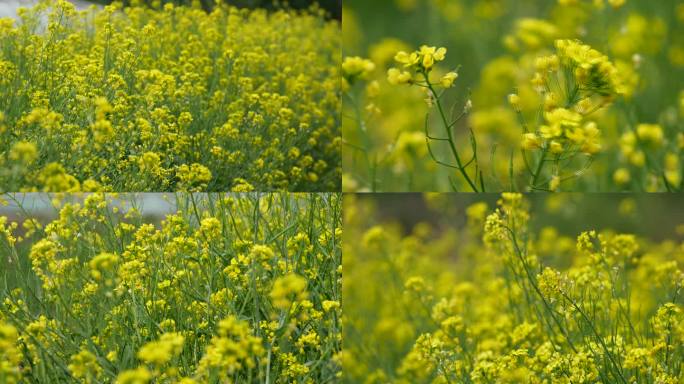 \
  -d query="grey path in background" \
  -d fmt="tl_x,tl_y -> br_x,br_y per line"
0,1 -> 168,221
0,0 -> 94,19
1,194 -> 177,221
